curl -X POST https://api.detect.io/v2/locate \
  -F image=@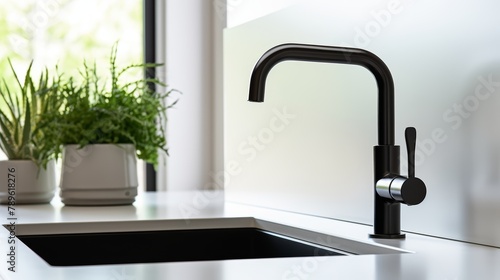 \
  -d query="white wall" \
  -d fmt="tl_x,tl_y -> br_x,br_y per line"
225,0 -> 302,28
224,0 -> 500,247
161,0 -> 225,191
